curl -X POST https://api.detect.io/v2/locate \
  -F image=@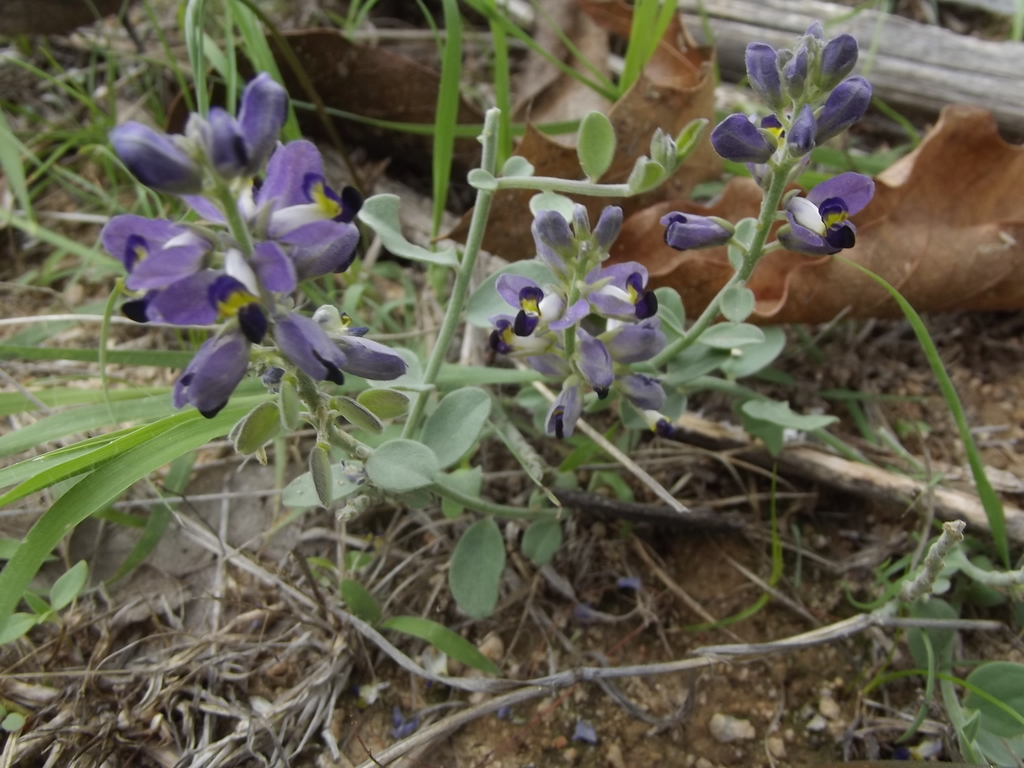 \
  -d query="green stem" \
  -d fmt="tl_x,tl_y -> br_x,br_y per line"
214,181 -> 255,258
648,165 -> 791,368
431,478 -> 555,520
402,108 -> 502,438
493,176 -> 631,197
